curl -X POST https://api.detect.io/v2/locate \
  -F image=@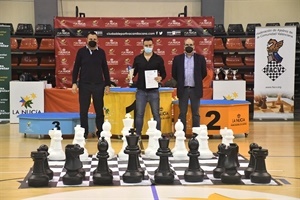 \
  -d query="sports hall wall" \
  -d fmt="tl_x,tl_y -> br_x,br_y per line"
0,0 -> 299,28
